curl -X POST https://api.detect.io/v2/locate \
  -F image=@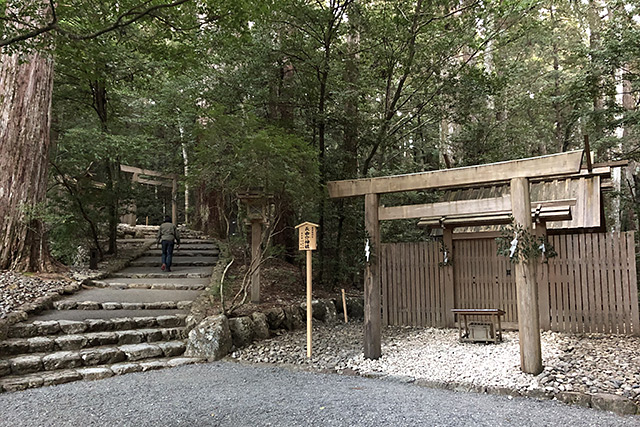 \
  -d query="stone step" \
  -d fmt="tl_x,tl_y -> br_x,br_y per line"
110,266 -> 212,279
0,355 -> 204,392
130,256 -> 218,267
145,249 -> 220,257
0,340 -> 188,378
92,278 -> 208,290
117,239 -> 216,245
0,327 -> 185,357
7,314 -> 187,338
54,288 -> 201,304
53,300 -> 193,311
